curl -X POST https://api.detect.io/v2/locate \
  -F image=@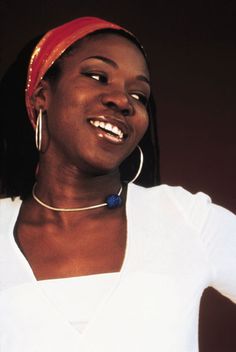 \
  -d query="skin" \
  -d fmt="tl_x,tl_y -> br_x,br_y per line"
15,33 -> 151,280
